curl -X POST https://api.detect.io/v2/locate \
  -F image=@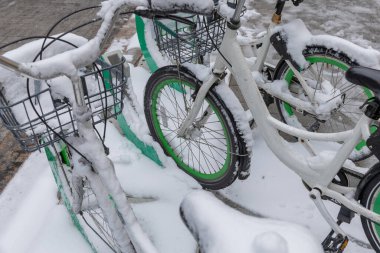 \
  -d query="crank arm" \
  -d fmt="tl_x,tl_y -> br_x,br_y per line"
310,188 -> 347,236
322,186 -> 380,223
